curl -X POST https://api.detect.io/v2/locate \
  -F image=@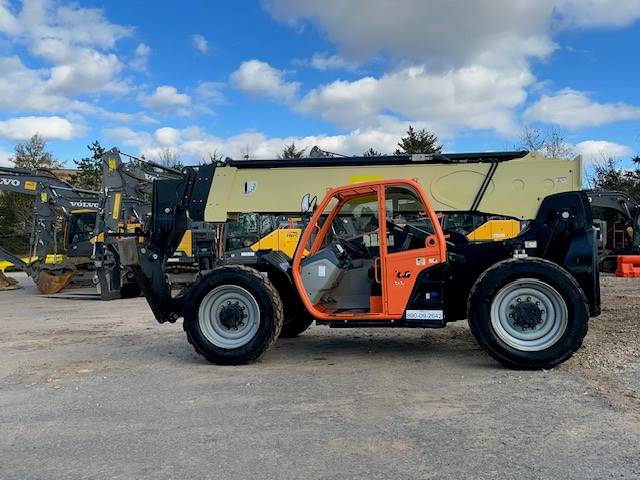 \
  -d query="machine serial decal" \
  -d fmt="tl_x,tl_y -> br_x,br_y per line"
406,310 -> 444,320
